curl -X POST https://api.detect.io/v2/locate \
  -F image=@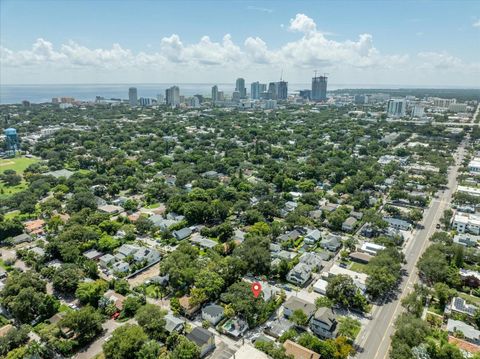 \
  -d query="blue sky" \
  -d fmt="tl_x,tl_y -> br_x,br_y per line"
1,0 -> 479,86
